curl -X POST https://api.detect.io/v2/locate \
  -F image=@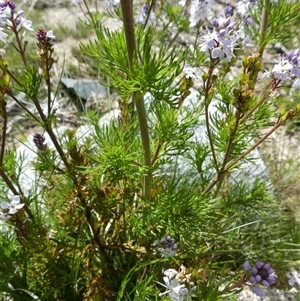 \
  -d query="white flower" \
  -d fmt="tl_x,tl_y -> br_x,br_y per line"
291,78 -> 300,94
236,0 -> 258,17
287,268 -> 300,286
72,0 -> 83,4
183,65 -> 202,79
271,59 -> 293,81
178,0 -> 187,6
20,18 -> 33,31
46,30 -> 55,40
0,28 -> 7,43
189,0 -> 215,27
0,195 -> 24,215
159,269 -> 192,301
105,0 -> 120,10
0,6 -> 12,19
